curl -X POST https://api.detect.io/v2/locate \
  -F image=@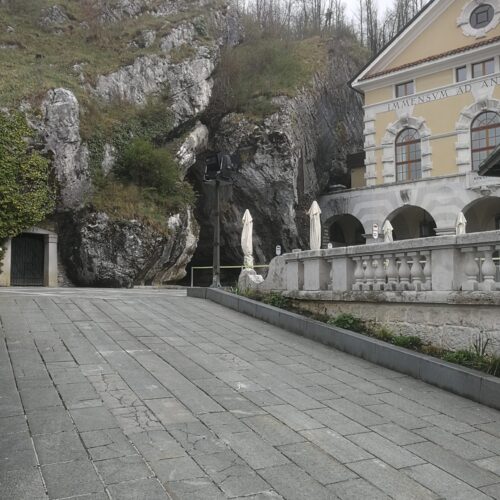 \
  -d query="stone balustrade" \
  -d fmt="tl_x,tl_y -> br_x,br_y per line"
284,230 -> 500,293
